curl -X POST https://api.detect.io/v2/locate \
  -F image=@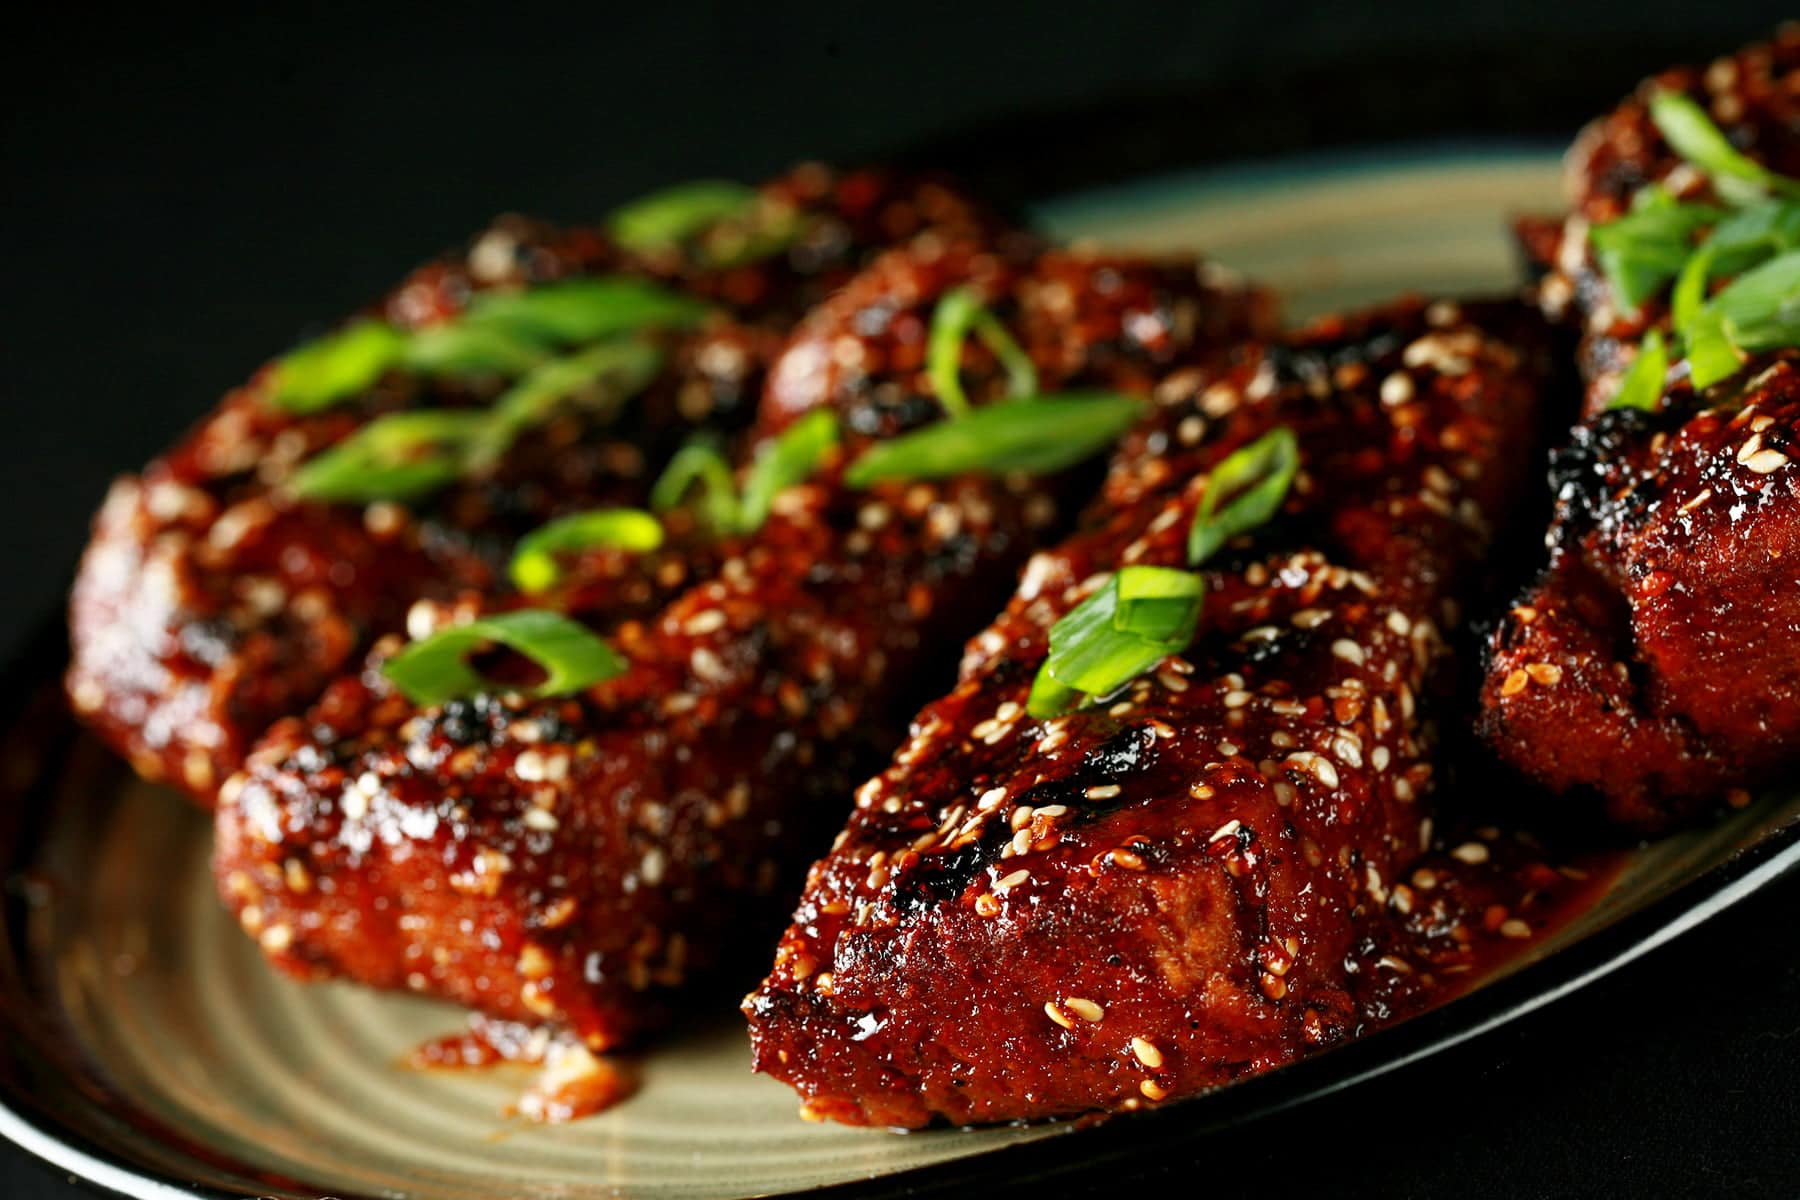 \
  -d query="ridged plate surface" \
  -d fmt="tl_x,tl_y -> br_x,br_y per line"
8,149 -> 1796,1200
